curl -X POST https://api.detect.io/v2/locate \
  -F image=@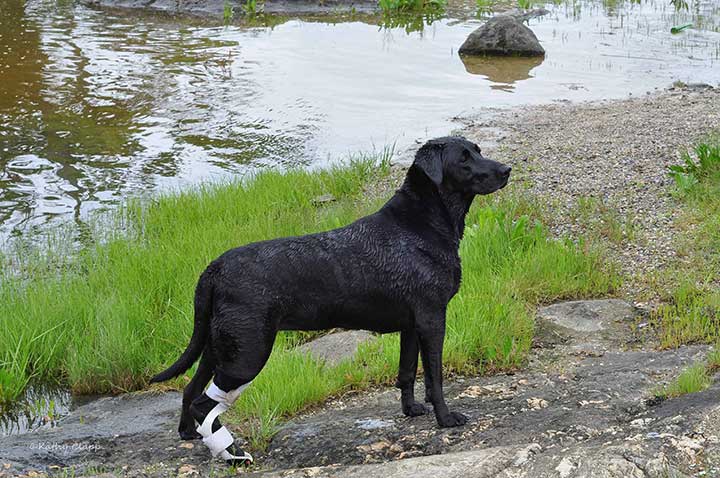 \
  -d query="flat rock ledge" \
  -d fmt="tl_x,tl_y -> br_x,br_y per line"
2,299 -> 719,478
